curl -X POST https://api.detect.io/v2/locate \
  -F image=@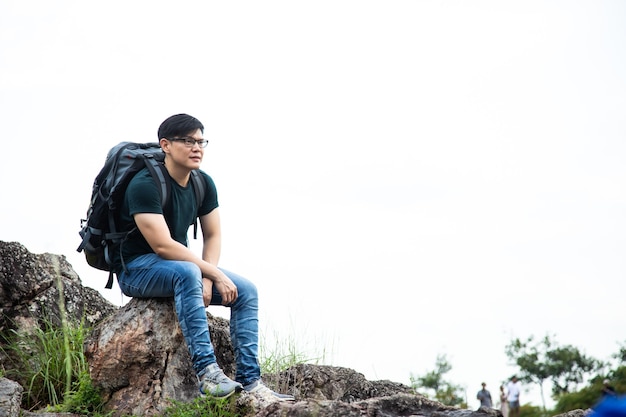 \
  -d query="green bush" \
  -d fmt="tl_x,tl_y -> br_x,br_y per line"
553,384 -> 601,413
57,370 -> 106,415
518,403 -> 546,417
